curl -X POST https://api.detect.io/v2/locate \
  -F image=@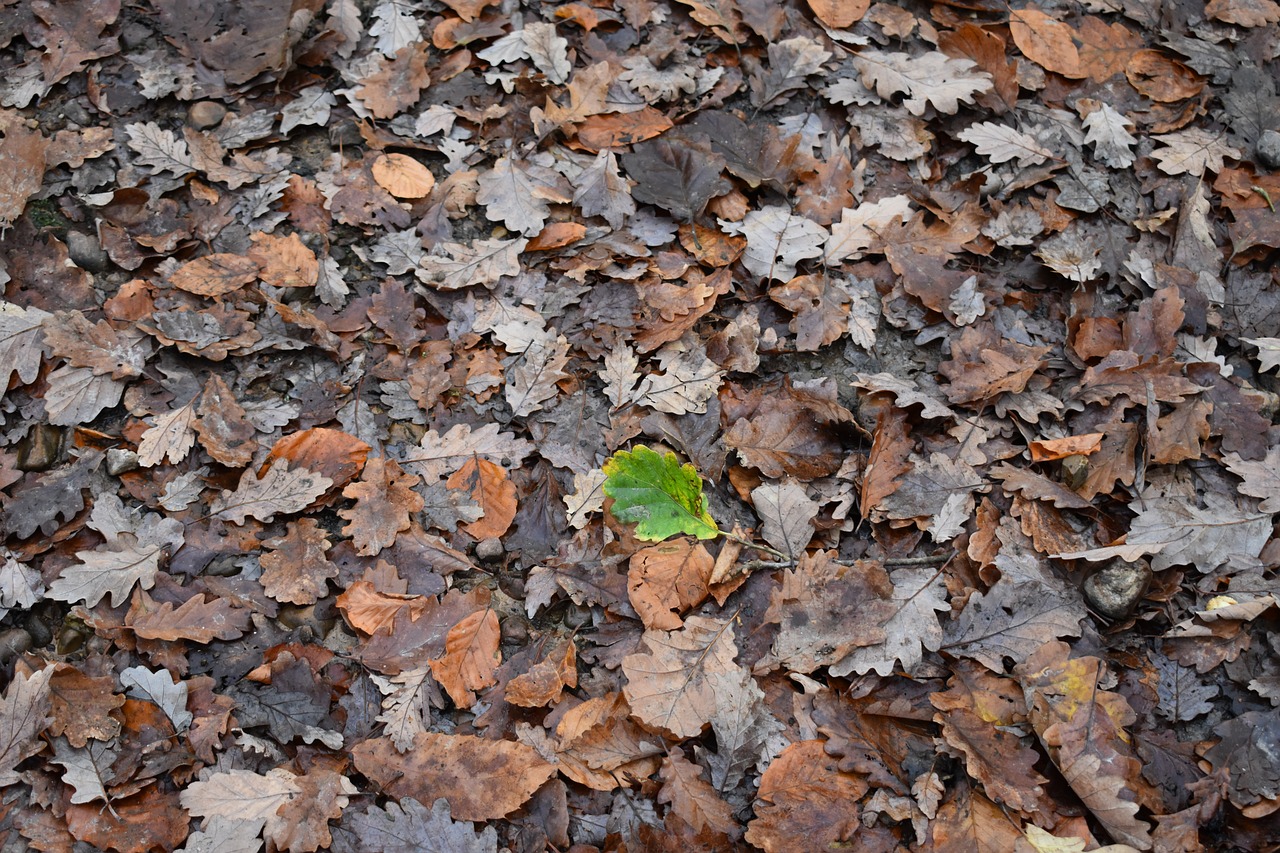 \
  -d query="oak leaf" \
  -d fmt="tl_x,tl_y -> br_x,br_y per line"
745,740 -> 866,851
340,457 -> 424,556
0,664 -> 55,786
658,751 -> 740,839
350,798 -> 498,853
940,580 -> 1085,671
210,462 -> 333,525
627,539 -> 714,630
168,253 -> 259,297
259,518 -> 339,605
125,588 -> 249,642
849,50 -> 993,115
720,204 -> 826,281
